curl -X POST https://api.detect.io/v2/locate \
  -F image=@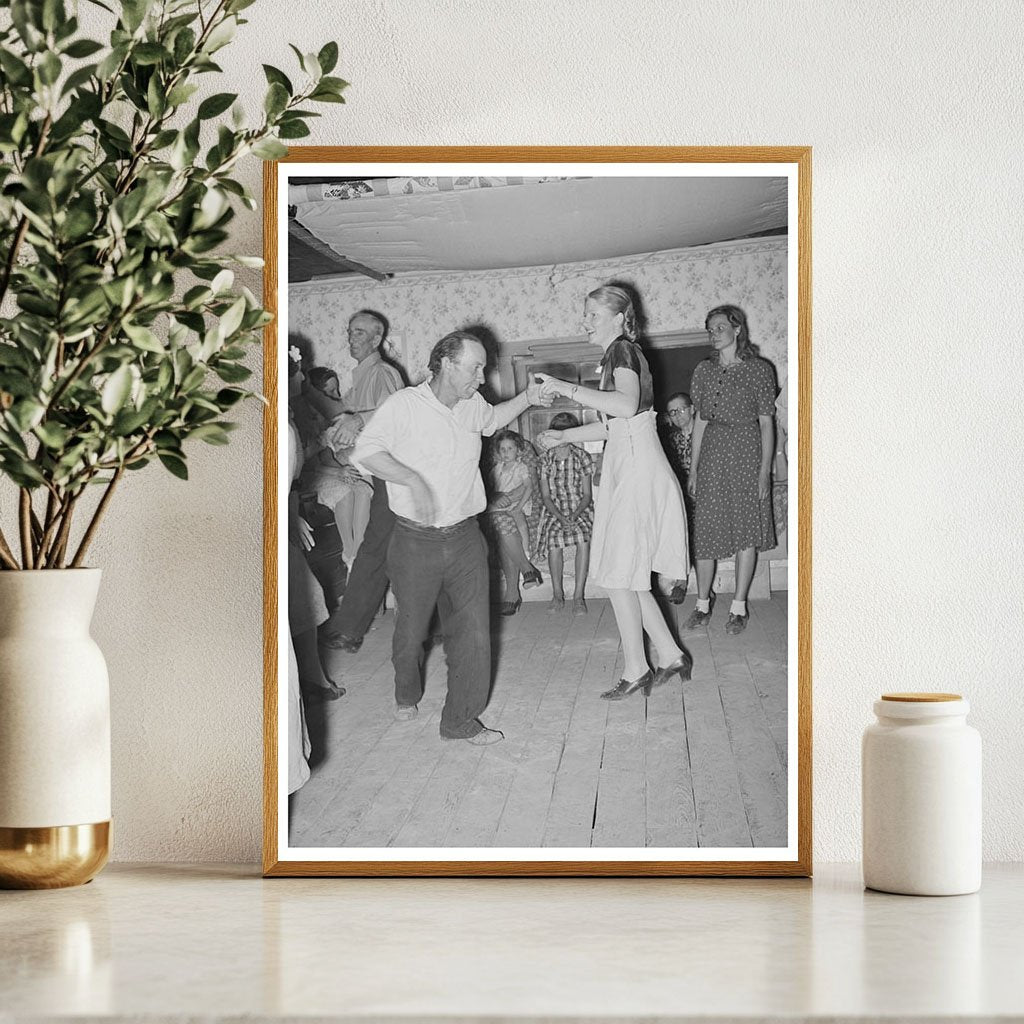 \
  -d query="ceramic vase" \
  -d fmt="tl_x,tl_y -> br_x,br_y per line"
0,569 -> 111,888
